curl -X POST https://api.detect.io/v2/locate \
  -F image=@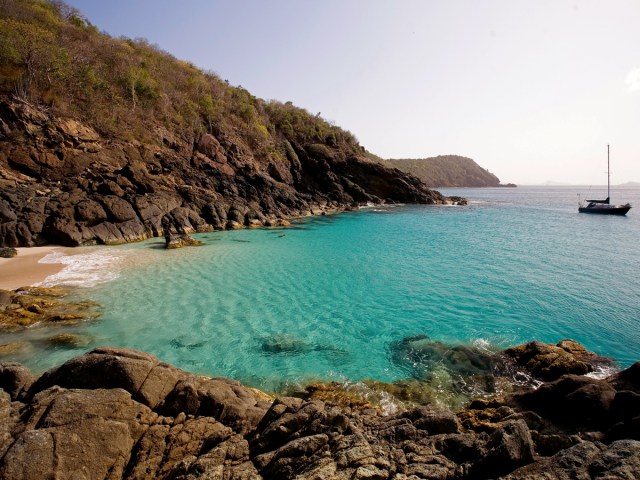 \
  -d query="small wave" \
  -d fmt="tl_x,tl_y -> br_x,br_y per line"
37,249 -> 125,288
472,338 -> 493,351
586,363 -> 620,380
